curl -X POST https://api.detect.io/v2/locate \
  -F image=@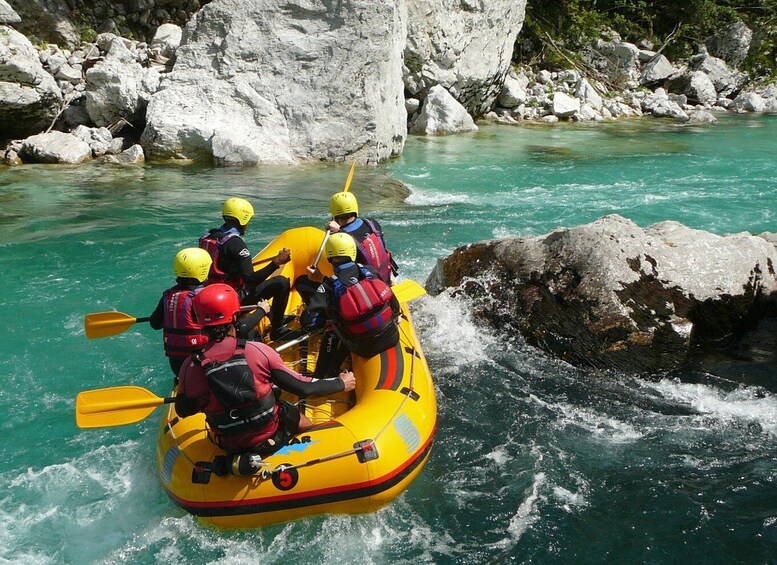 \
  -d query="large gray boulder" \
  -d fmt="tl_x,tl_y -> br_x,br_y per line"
640,54 -> 676,86
730,91 -> 766,113
19,130 -> 92,163
71,125 -> 114,157
552,91 -> 580,118
582,38 -> 641,89
707,20 -> 752,68
427,215 -> 777,373
0,1 -> 20,23
666,69 -> 718,106
6,0 -> 78,48
0,25 -> 62,139
408,84 -> 477,134
404,0 -> 526,116
575,77 -> 603,111
149,23 -> 183,59
85,35 -> 161,127
641,88 -> 689,121
757,83 -> 777,112
691,51 -> 747,98
496,71 -> 527,108
142,0 -> 407,165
